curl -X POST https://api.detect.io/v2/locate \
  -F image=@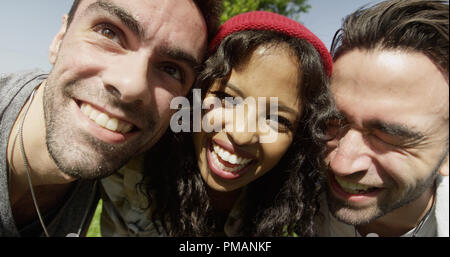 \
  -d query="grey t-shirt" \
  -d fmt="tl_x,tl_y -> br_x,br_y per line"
0,69 -> 99,237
